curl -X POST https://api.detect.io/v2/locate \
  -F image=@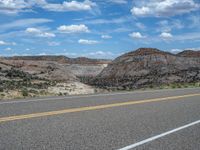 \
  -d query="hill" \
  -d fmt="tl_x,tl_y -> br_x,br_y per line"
6,55 -> 111,65
177,50 -> 200,58
0,56 -> 110,99
90,48 -> 200,89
